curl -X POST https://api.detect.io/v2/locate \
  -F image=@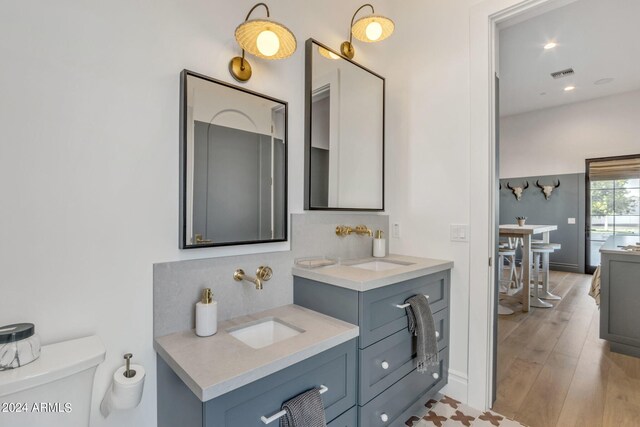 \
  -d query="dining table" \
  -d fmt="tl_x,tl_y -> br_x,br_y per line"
499,224 -> 558,312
